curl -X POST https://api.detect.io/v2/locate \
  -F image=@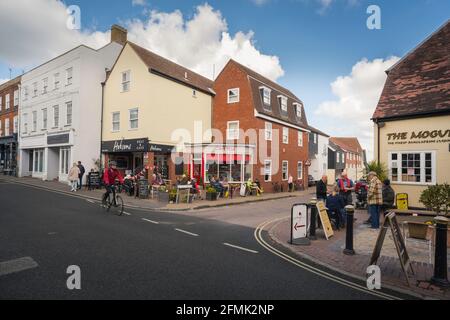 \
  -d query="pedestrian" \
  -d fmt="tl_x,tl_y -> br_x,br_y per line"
316,175 -> 328,202
326,185 -> 346,229
288,175 -> 294,192
367,171 -> 383,229
337,172 -> 355,206
68,163 -> 81,192
77,161 -> 85,190
381,179 -> 395,217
